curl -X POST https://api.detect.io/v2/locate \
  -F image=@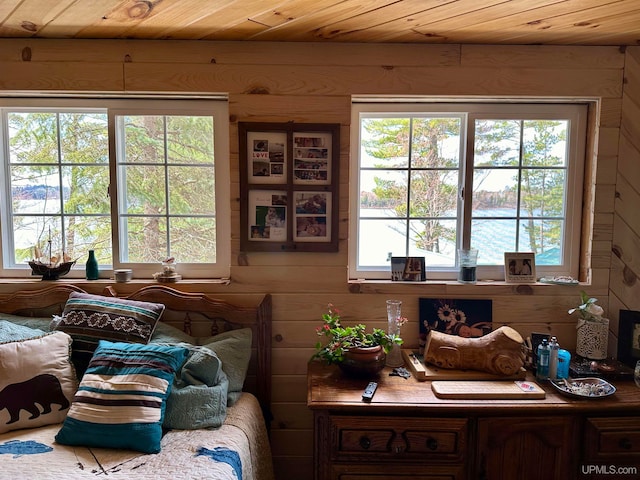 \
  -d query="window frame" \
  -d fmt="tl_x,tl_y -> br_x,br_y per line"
349,101 -> 587,281
0,96 -> 230,279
